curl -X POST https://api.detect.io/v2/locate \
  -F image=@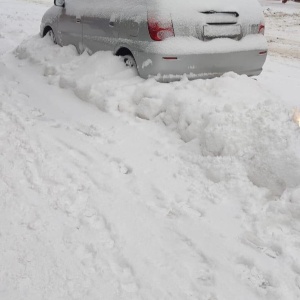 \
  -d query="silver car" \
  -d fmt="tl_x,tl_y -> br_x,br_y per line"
40,0 -> 268,82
